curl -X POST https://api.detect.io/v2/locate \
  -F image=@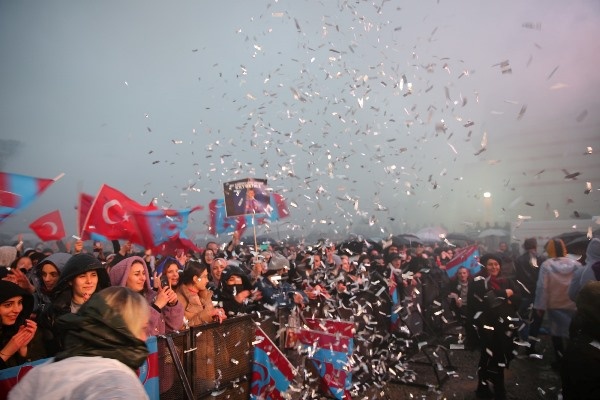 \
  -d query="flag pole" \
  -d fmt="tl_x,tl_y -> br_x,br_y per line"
252,210 -> 258,251
53,172 -> 65,182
